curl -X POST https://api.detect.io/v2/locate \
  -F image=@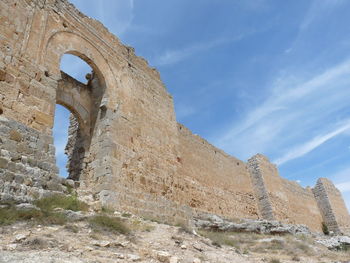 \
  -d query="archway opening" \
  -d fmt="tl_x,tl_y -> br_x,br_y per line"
53,104 -> 71,178
60,54 -> 92,83
53,54 -> 105,181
